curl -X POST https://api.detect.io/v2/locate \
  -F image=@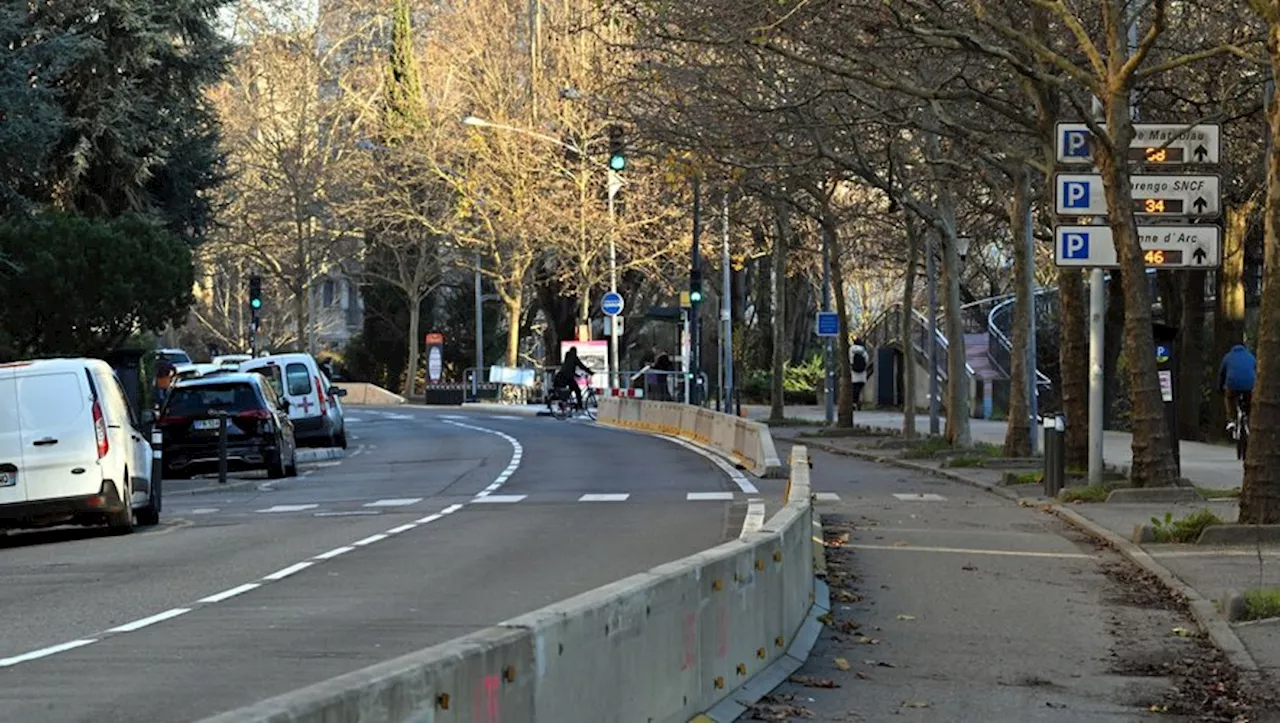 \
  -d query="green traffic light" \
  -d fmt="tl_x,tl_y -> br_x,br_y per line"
251,299 -> 262,309
609,154 -> 626,171
690,291 -> 703,303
